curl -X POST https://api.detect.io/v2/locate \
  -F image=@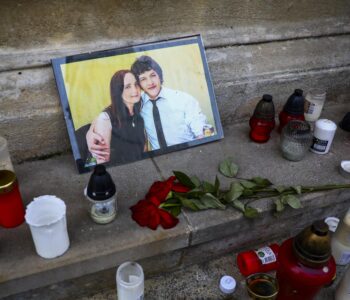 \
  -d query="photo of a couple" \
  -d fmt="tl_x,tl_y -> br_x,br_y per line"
52,36 -> 223,173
